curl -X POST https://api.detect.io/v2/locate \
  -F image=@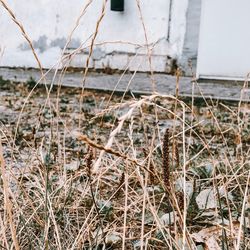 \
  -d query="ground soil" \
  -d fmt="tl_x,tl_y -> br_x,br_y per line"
0,79 -> 250,249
